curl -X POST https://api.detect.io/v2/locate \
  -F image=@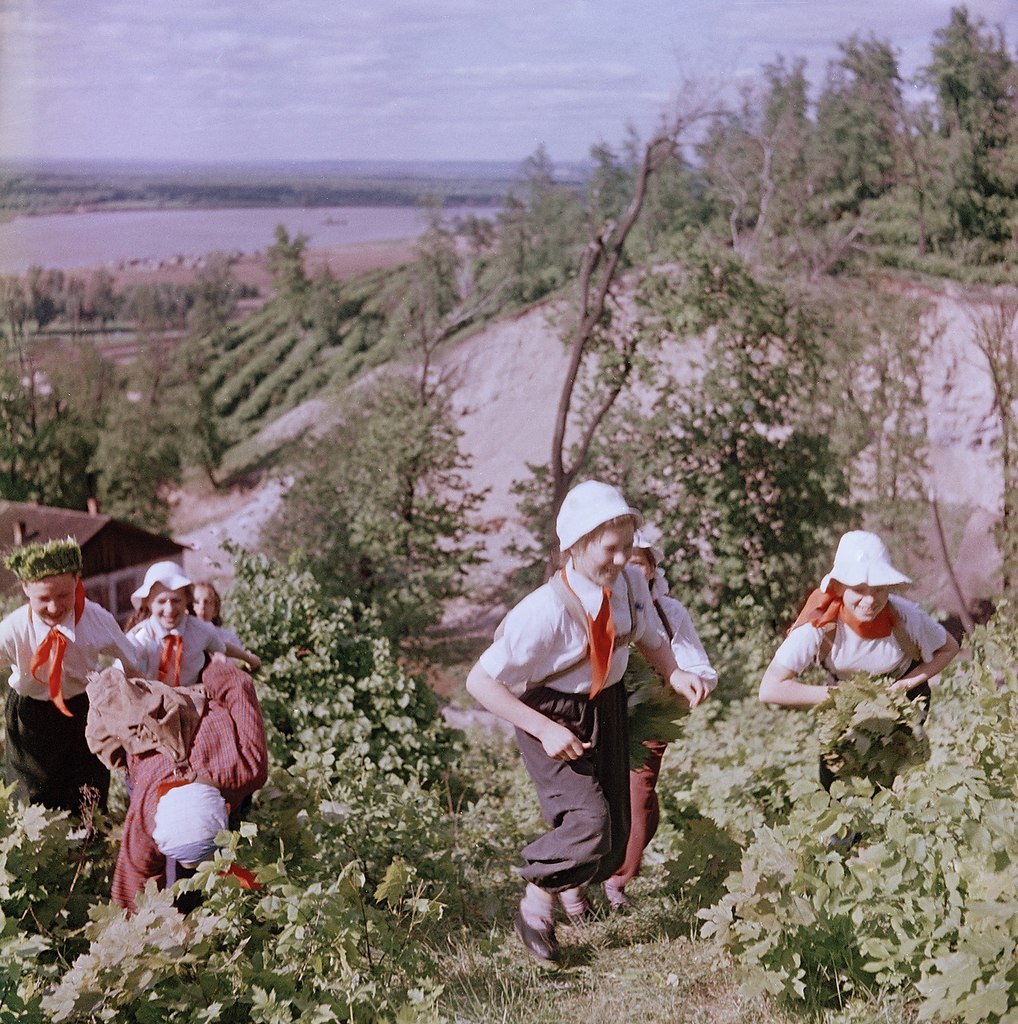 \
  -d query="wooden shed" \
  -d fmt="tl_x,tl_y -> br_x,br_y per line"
0,500 -> 186,623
